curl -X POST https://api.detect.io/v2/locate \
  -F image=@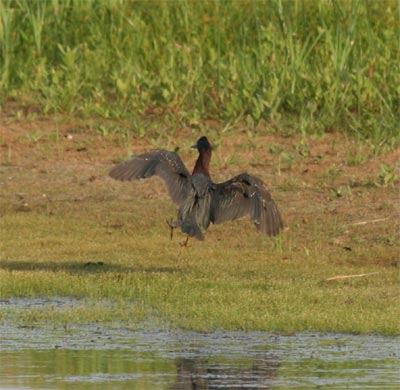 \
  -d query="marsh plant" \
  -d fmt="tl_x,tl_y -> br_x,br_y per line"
0,0 -> 398,147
